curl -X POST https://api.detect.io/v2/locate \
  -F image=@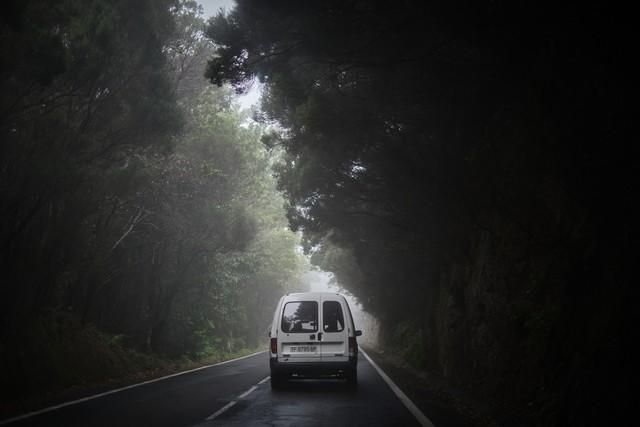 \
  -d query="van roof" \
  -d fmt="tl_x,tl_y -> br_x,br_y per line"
285,291 -> 345,299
